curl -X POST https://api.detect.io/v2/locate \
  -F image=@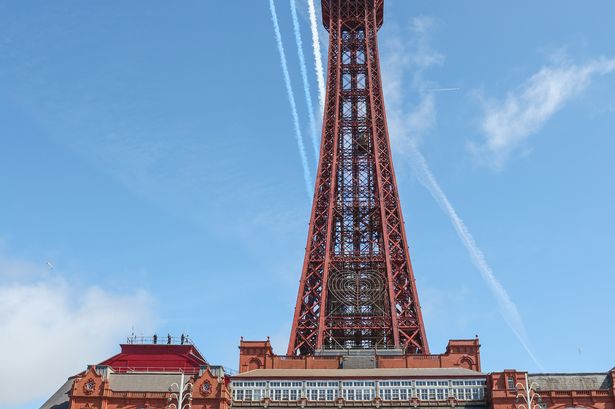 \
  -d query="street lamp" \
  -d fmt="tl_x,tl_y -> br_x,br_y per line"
167,372 -> 193,409
516,374 -> 543,409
